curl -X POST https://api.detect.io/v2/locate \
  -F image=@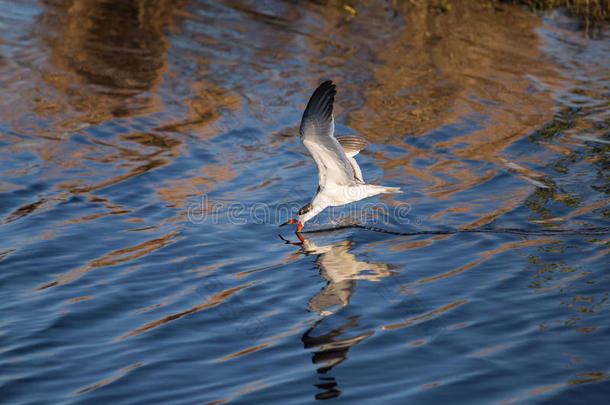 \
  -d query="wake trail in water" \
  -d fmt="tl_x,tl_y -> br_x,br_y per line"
301,224 -> 610,236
